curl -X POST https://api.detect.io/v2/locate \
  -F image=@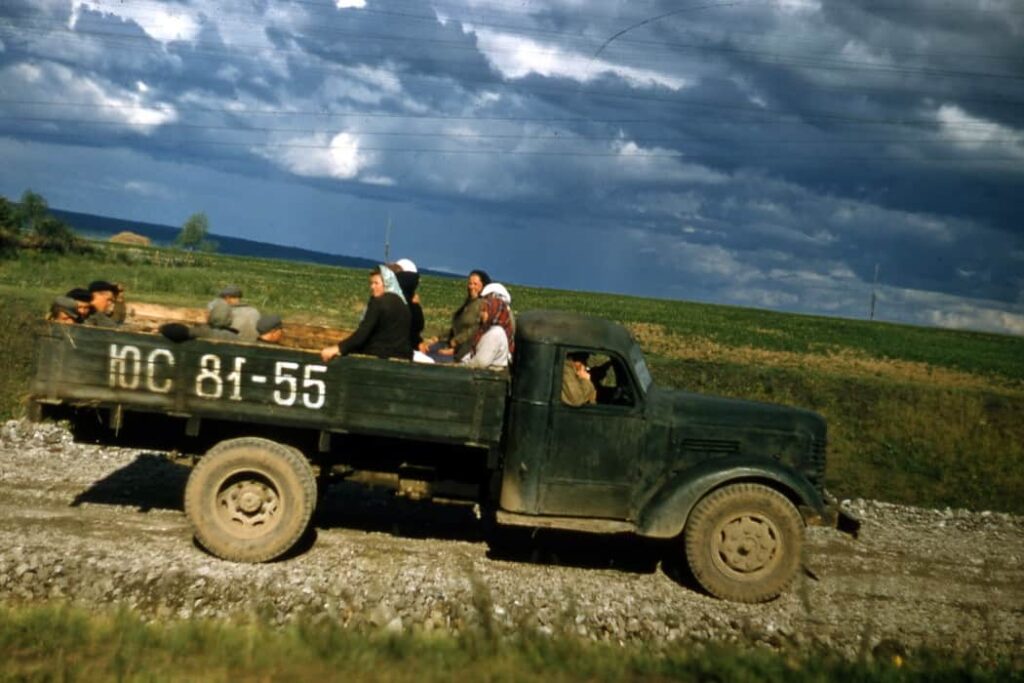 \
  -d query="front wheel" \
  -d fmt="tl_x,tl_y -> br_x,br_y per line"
184,437 -> 316,562
684,483 -> 803,603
